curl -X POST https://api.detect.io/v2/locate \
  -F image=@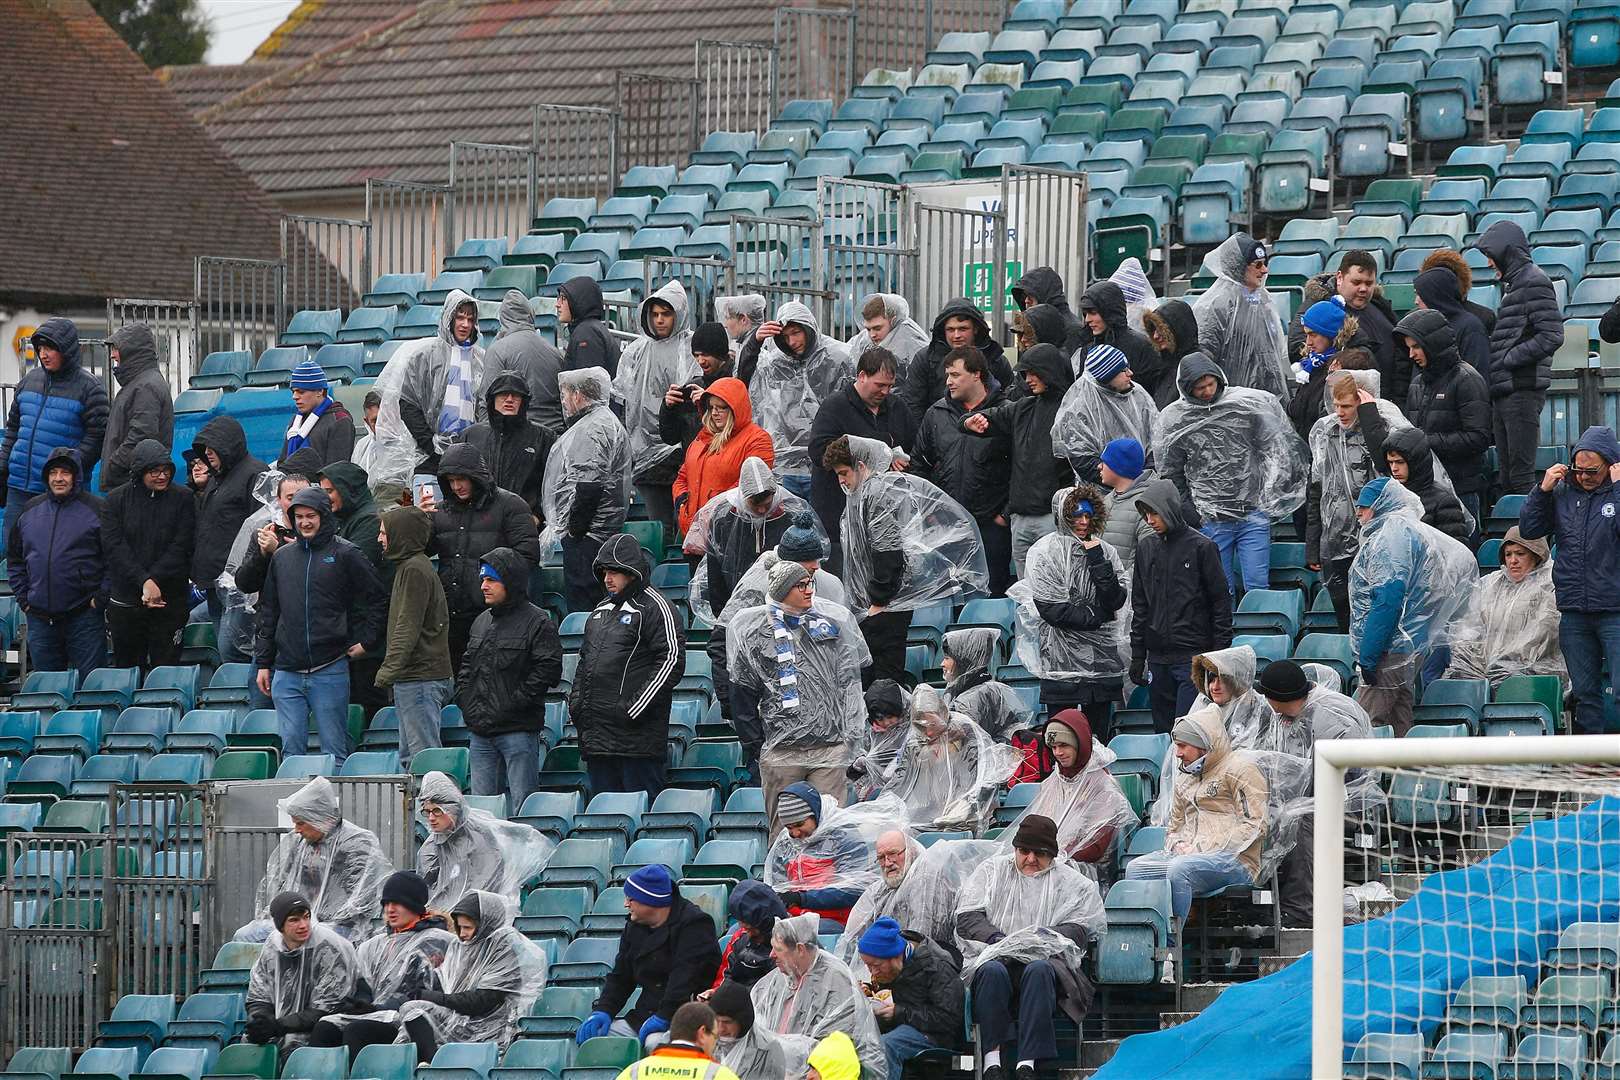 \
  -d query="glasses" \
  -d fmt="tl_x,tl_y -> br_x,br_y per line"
876,850 -> 906,865
792,580 -> 814,592
1571,467 -> 1604,477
